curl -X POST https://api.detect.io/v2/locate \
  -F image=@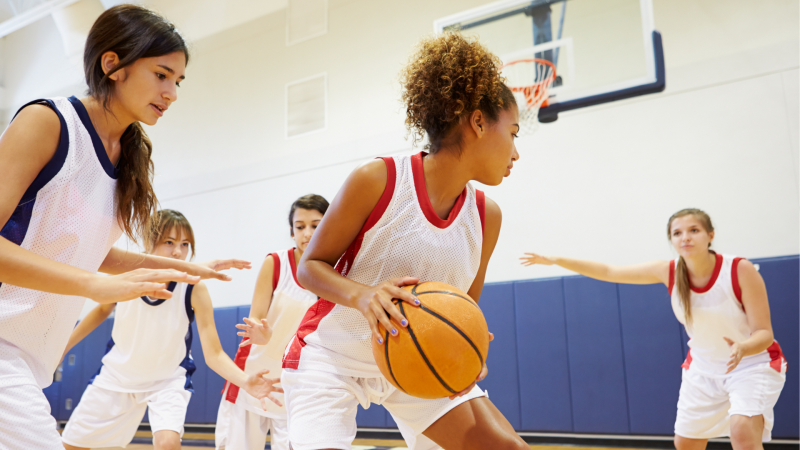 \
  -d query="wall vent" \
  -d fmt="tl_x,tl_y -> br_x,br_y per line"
286,73 -> 326,139
286,0 -> 327,46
